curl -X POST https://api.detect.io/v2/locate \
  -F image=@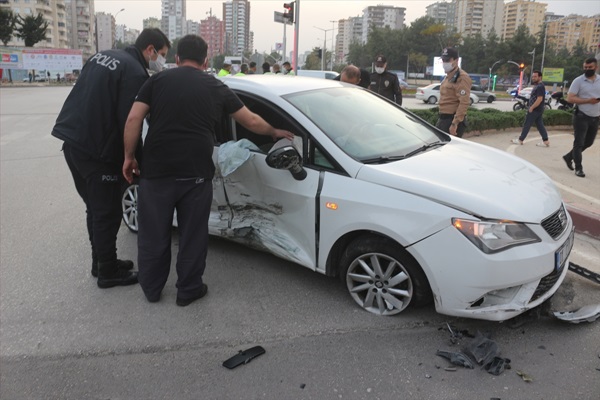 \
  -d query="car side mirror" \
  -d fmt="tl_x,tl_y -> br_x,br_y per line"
265,139 -> 307,181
